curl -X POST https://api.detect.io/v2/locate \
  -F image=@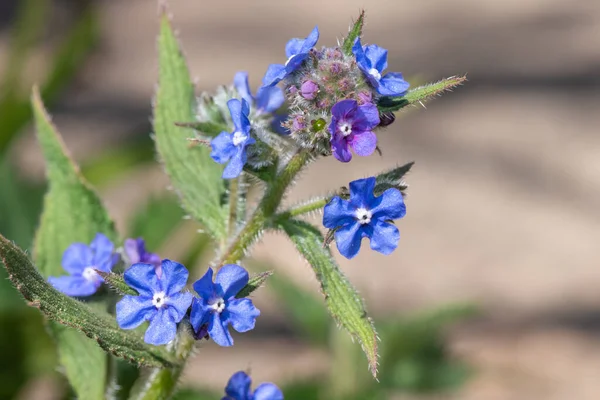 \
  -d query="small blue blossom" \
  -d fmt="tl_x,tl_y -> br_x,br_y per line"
211,99 -> 256,179
329,99 -> 380,163
48,233 -> 118,297
262,26 -> 319,87
323,177 -> 406,259
222,371 -> 283,400
116,260 -> 193,346
124,237 -> 161,273
352,38 -> 410,96
234,71 -> 284,114
190,264 -> 260,347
